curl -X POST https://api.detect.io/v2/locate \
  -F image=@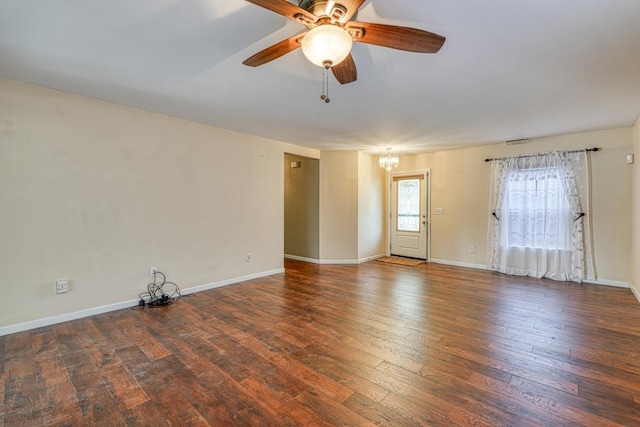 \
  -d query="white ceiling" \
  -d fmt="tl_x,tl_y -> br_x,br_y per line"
1,0 -> 639,155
